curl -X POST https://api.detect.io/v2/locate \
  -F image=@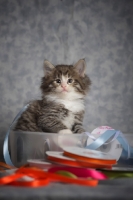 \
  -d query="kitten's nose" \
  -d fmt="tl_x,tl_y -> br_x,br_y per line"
61,84 -> 67,89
